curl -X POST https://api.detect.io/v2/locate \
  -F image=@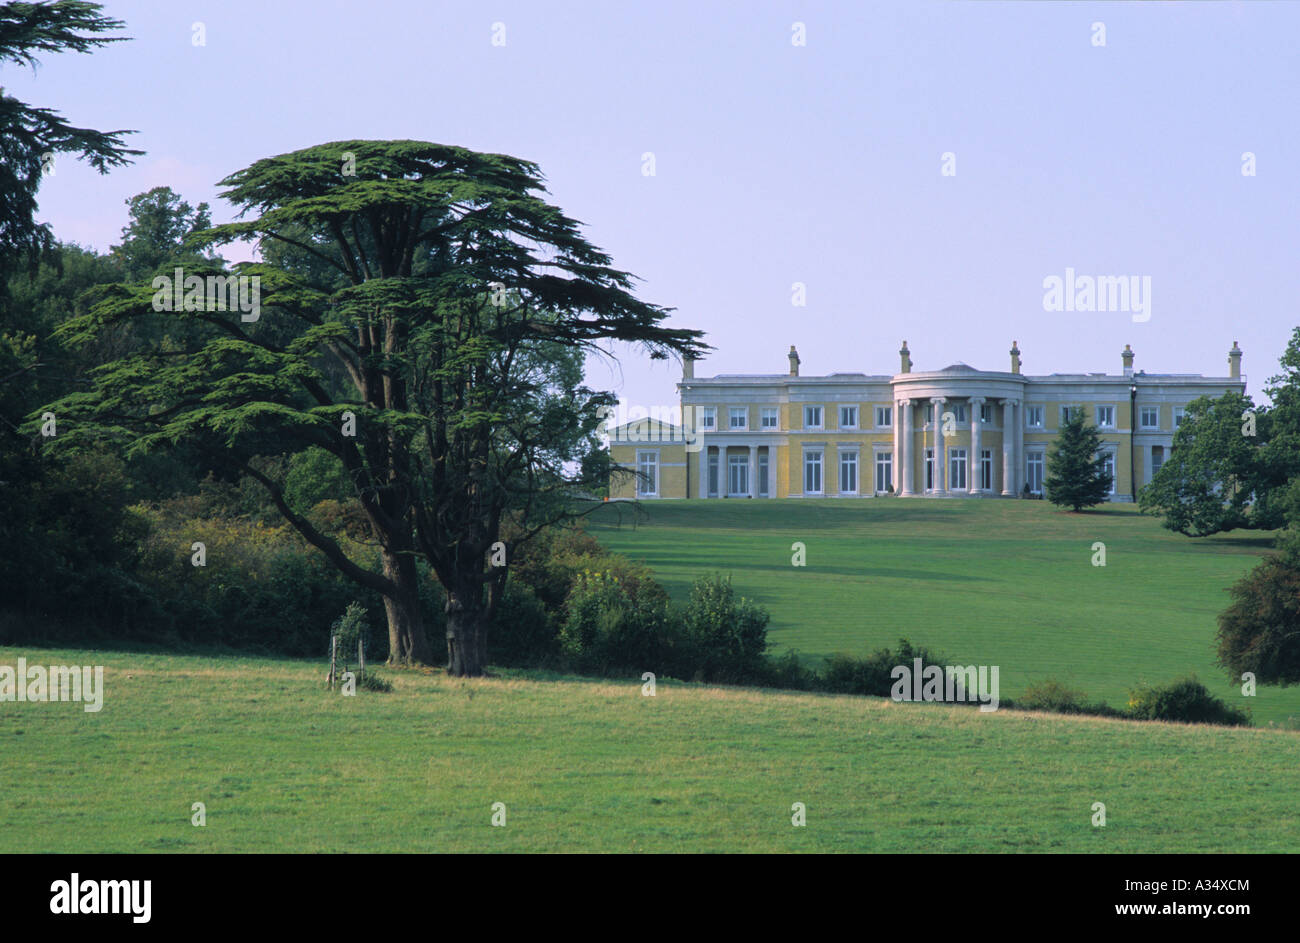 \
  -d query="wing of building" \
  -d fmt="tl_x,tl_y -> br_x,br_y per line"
609,341 -> 1246,502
